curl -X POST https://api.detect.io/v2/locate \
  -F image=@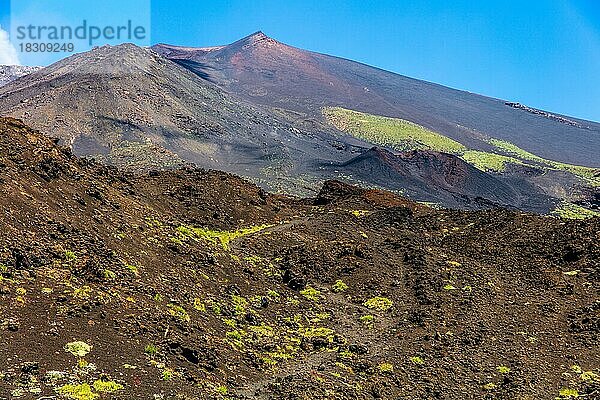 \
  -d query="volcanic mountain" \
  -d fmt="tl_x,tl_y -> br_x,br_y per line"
0,44 -> 352,193
153,31 -> 600,168
0,37 -> 596,214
